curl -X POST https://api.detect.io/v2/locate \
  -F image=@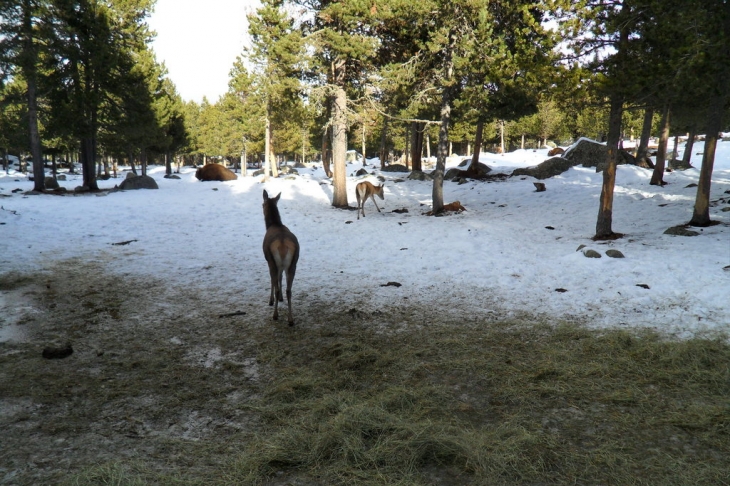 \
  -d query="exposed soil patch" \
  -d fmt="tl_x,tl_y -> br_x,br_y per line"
1,260 -> 729,485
